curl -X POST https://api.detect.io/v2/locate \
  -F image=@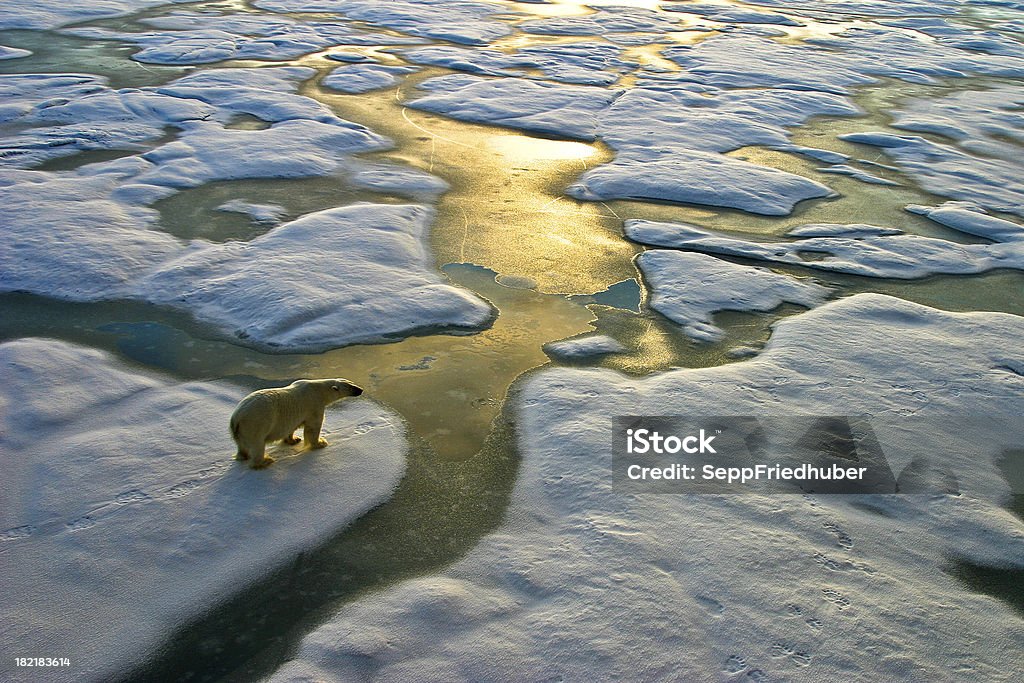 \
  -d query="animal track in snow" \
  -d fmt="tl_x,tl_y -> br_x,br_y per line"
165,480 -> 202,498
813,552 -> 876,574
695,594 -> 725,615
791,651 -> 813,667
725,654 -> 747,673
823,522 -> 853,549
5,465 -> 230,543
115,489 -> 152,505
770,641 -> 814,667
0,525 -> 36,542
66,516 -> 96,532
352,421 -> 377,435
822,587 -> 851,610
